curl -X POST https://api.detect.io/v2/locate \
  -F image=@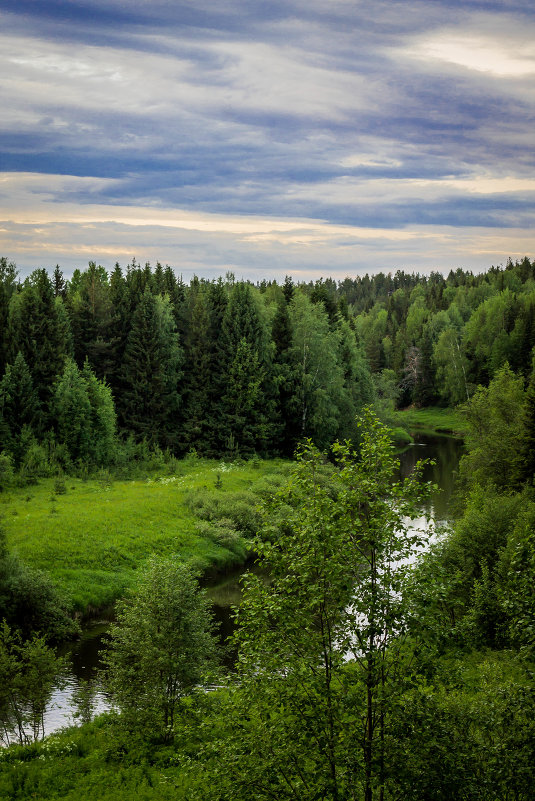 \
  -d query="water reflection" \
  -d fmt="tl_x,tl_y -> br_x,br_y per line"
398,433 -> 464,522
